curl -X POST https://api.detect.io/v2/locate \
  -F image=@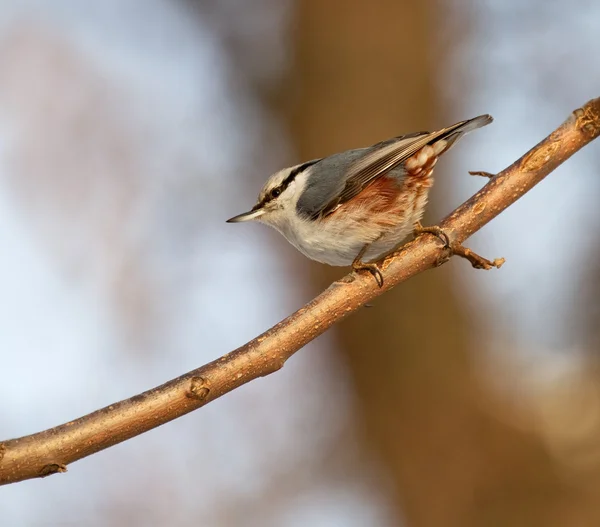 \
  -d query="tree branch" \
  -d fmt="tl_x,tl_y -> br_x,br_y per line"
2,98 -> 599,486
